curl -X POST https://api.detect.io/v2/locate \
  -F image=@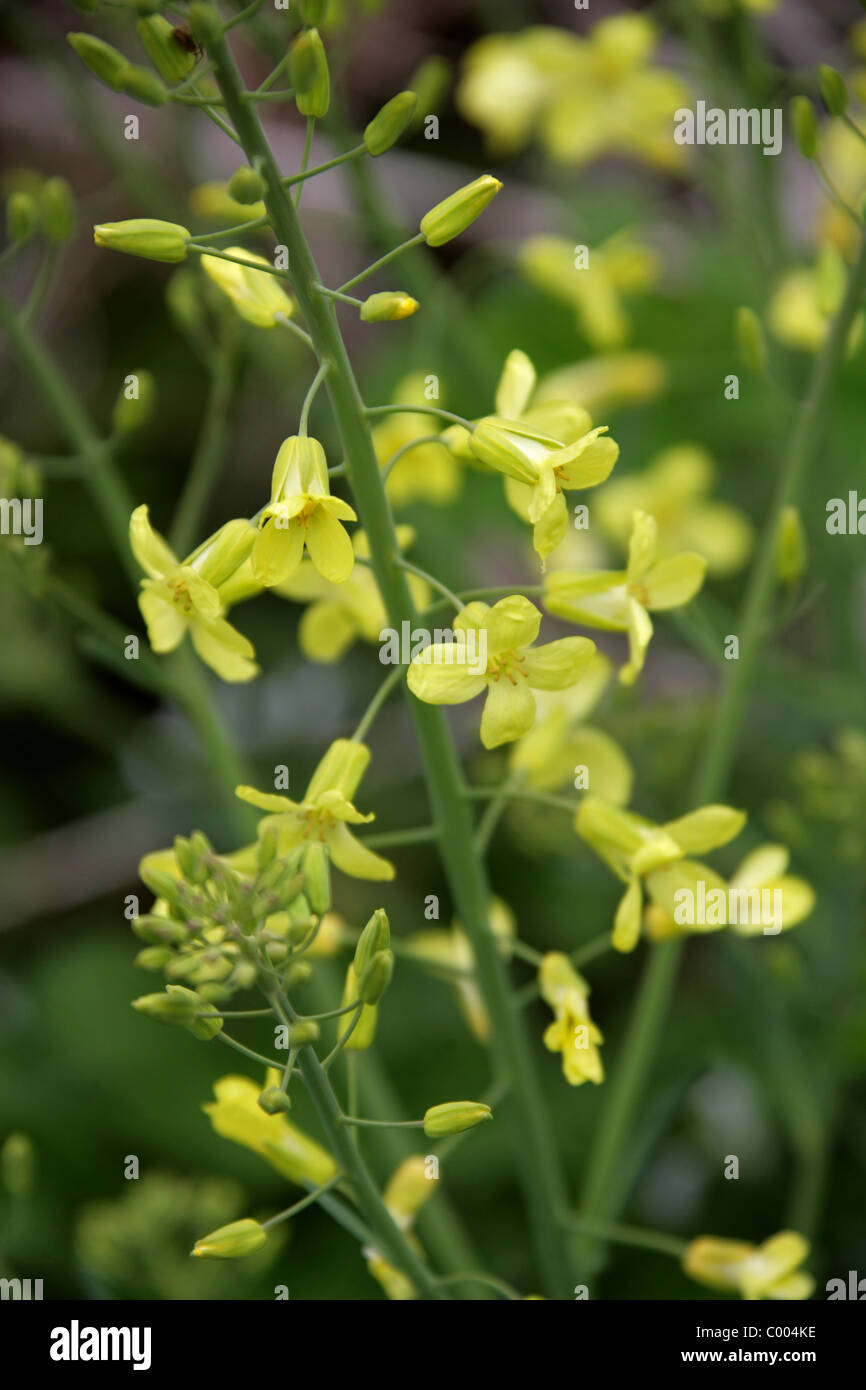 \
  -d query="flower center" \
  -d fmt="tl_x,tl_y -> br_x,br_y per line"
168,578 -> 193,612
487,649 -> 528,685
301,806 -> 335,841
